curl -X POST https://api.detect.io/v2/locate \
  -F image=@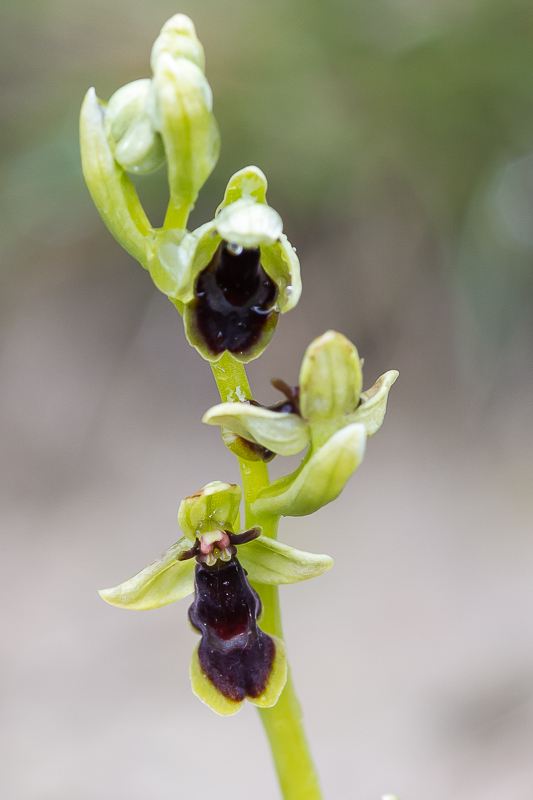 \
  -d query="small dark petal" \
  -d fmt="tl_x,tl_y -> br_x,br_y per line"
228,527 -> 262,546
188,559 -> 275,702
270,378 -> 301,415
178,540 -> 201,561
193,242 -> 278,356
